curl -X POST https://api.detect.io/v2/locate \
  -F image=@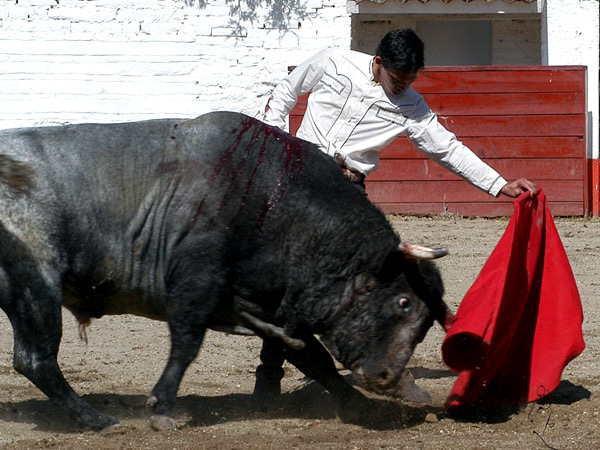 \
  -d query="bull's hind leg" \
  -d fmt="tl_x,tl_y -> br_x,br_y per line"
7,306 -> 119,430
0,252 -> 117,429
